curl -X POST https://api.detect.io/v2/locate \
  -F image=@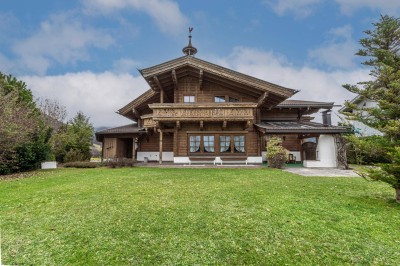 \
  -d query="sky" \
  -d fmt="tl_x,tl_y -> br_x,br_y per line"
1,0 -> 399,127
